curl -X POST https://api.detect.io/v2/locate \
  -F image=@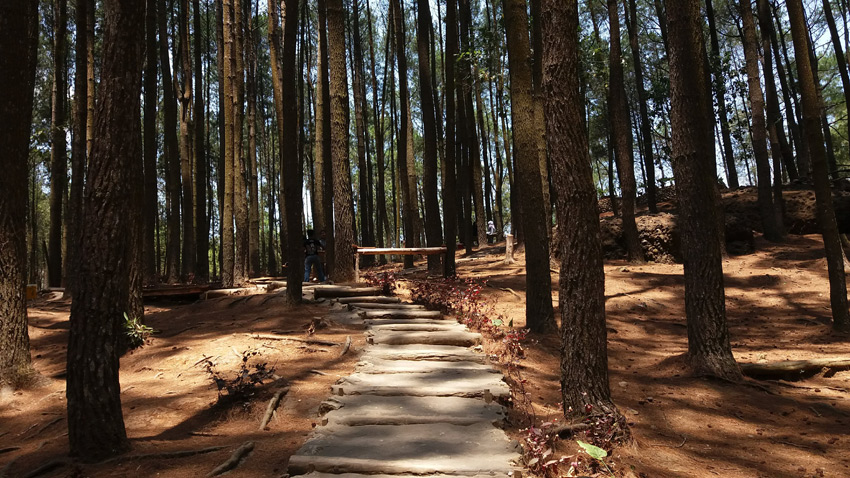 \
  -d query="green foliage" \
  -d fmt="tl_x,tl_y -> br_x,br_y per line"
123,312 -> 154,350
575,439 -> 615,477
